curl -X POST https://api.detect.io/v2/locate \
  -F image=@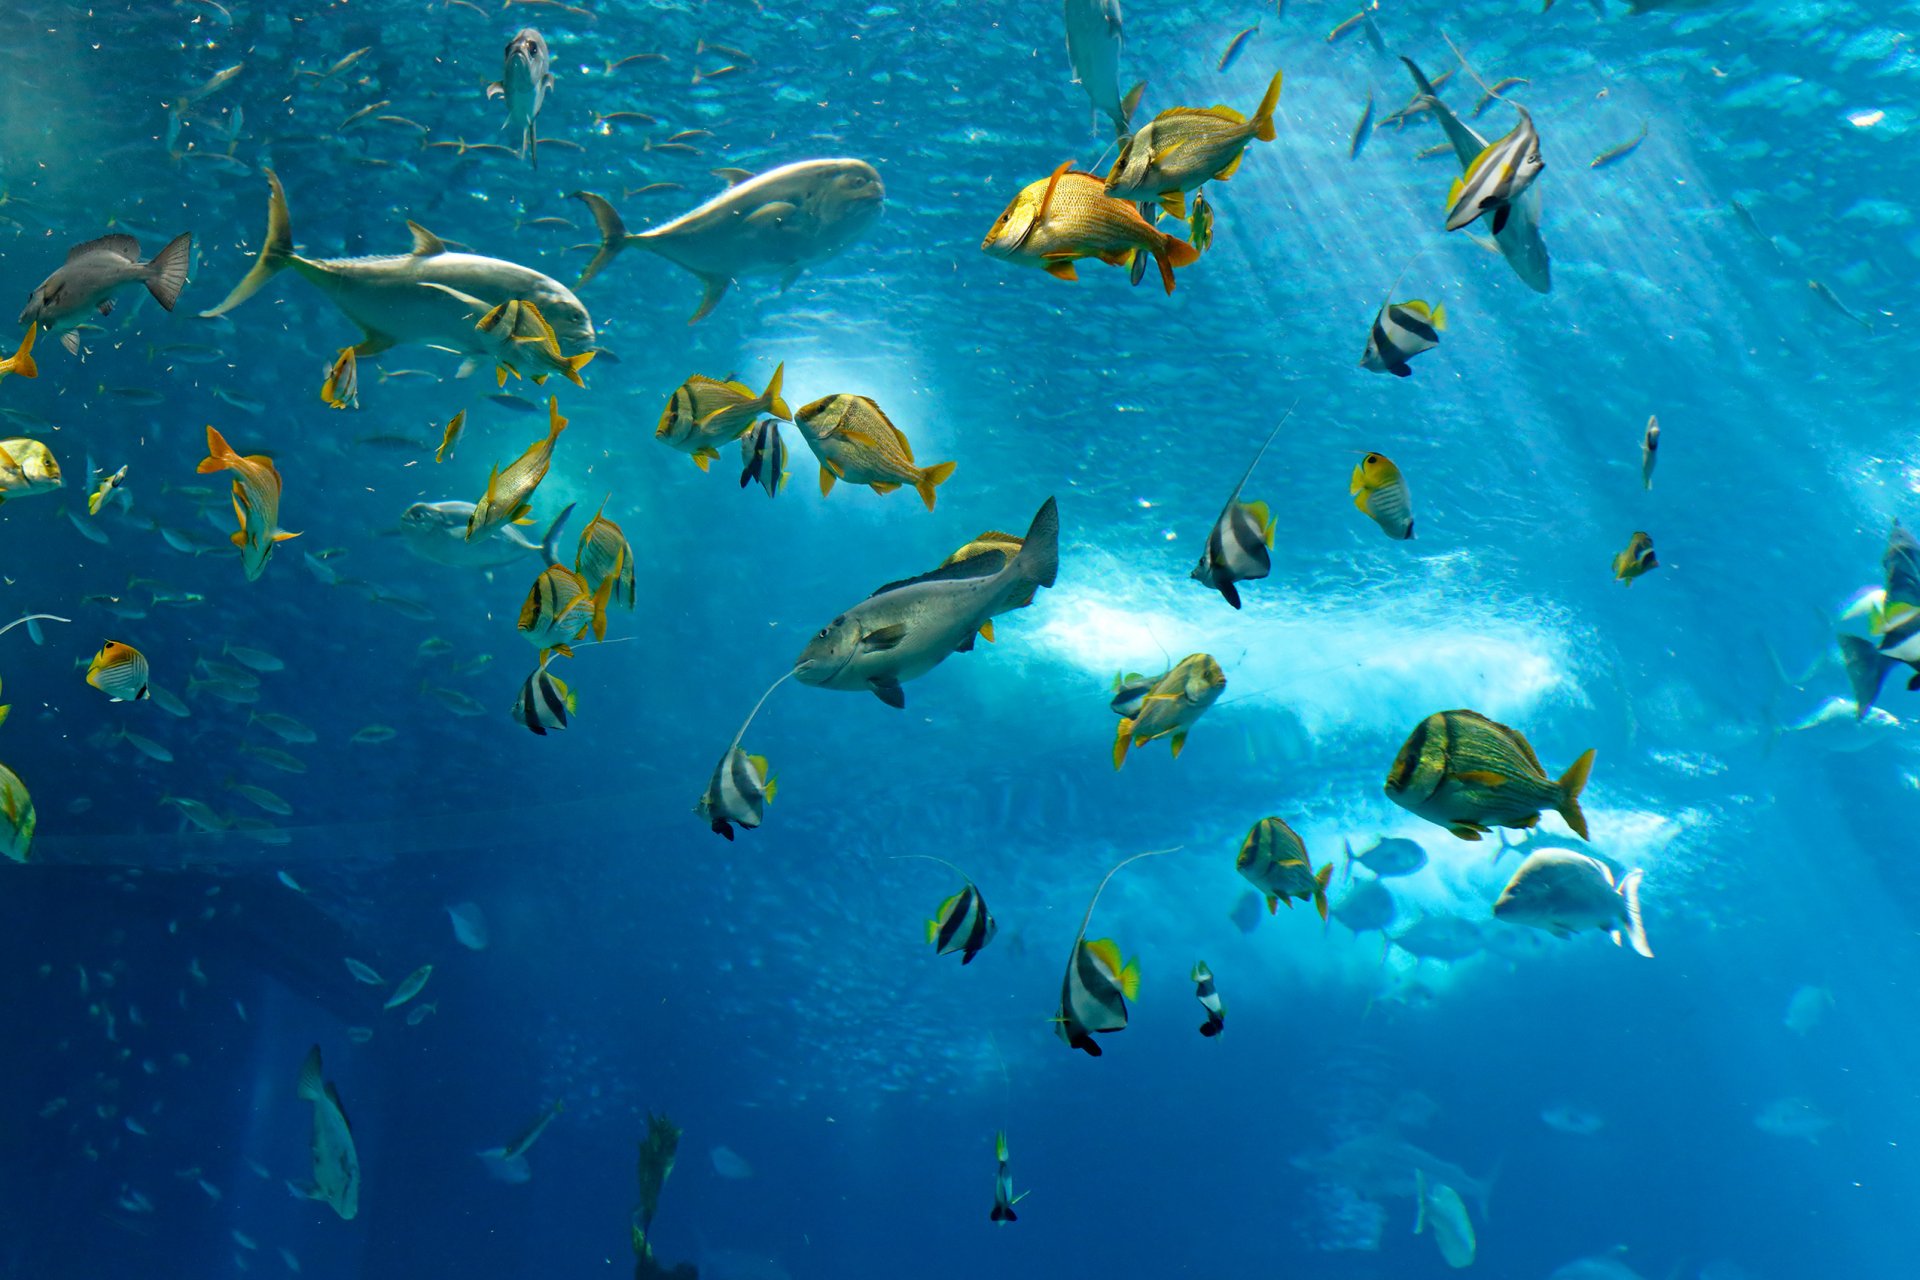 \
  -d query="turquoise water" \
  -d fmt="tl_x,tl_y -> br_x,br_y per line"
1,1 -> 1913,1277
